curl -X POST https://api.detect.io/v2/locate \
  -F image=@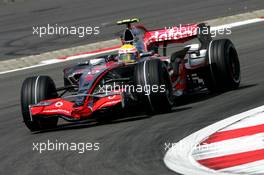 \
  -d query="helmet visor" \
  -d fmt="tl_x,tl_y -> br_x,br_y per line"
119,53 -> 137,63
